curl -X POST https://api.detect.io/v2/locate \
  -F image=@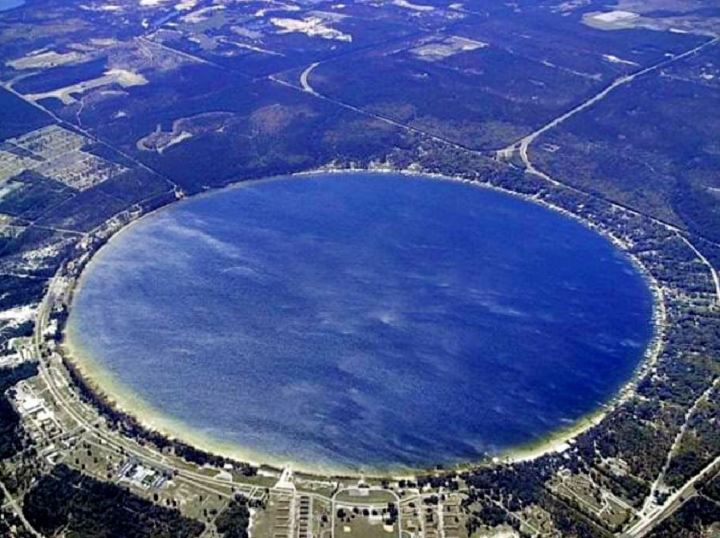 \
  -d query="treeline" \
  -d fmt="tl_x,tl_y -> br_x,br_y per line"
215,497 -> 251,538
664,386 -> 720,489
0,506 -> 36,538
0,362 -> 38,460
459,455 -> 610,537
647,497 -> 720,538
23,464 -> 204,538
381,140 -> 720,534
